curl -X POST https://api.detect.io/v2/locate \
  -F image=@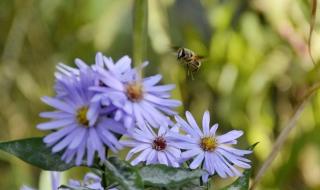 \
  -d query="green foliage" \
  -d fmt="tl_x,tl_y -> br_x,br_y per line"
104,157 -> 143,190
58,185 -> 94,190
0,137 -> 75,171
139,164 -> 204,188
103,157 -> 206,190
221,170 -> 251,190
